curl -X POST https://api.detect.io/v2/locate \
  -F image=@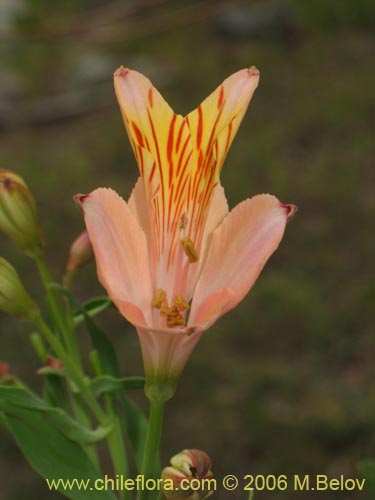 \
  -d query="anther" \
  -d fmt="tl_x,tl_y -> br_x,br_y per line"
181,237 -> 198,263
173,293 -> 190,311
151,288 -> 167,309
